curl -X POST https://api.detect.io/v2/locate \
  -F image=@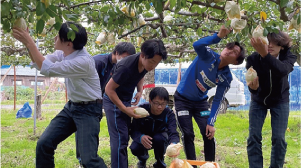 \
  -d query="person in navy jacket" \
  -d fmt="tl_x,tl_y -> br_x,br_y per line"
174,25 -> 246,162
130,87 -> 180,168
246,30 -> 297,168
